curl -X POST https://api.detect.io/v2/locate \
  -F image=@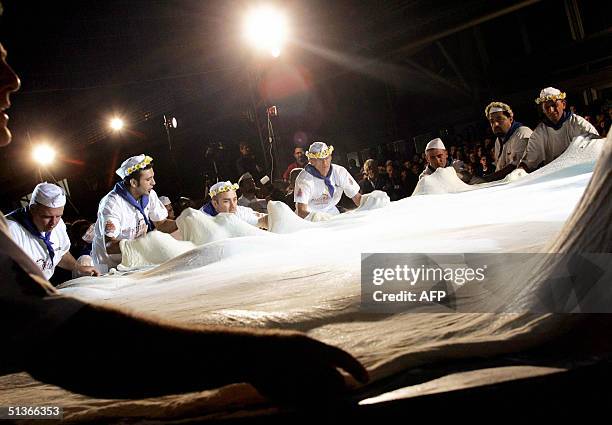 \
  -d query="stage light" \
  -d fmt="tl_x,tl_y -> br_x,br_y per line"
164,115 -> 178,129
244,5 -> 288,57
32,144 -> 56,166
109,117 -> 125,131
